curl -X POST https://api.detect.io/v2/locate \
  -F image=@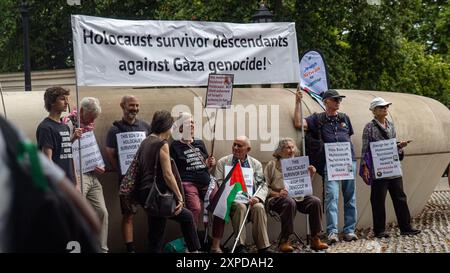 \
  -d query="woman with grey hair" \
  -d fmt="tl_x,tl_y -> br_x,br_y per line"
264,138 -> 328,252
170,112 -> 216,228
361,97 -> 420,238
